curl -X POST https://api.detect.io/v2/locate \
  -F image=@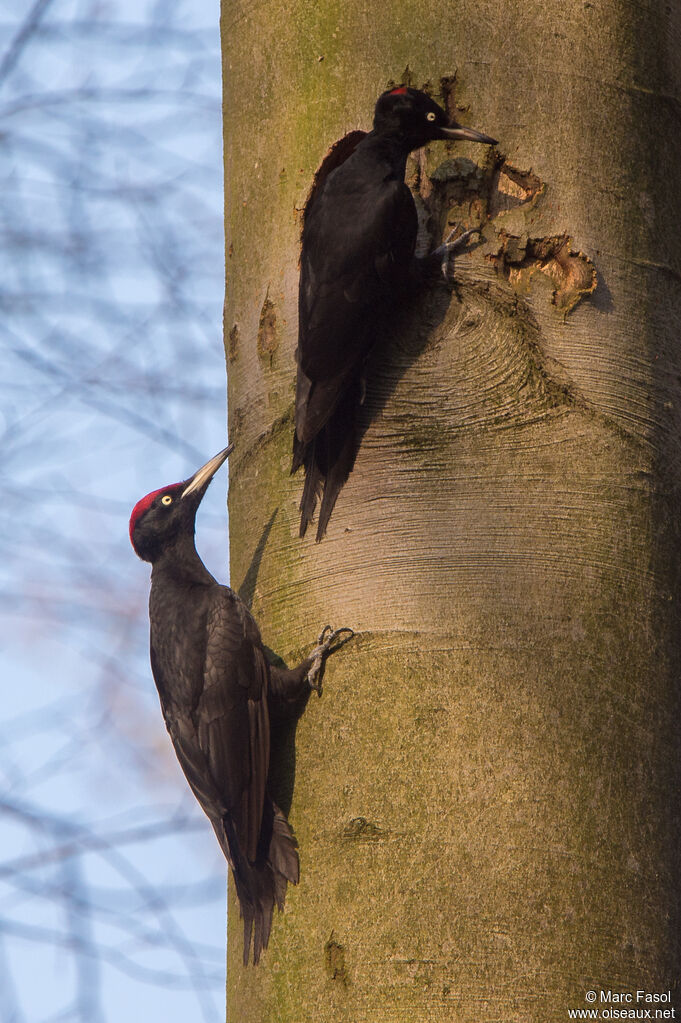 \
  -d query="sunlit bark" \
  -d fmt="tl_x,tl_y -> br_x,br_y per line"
222,2 -> 681,1018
